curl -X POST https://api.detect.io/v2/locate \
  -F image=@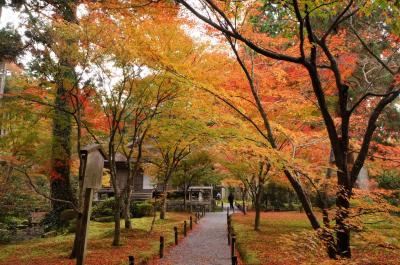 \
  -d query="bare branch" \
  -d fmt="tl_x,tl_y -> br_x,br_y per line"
14,167 -> 80,213
349,90 -> 400,114
351,26 -> 396,76
177,0 -> 303,64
